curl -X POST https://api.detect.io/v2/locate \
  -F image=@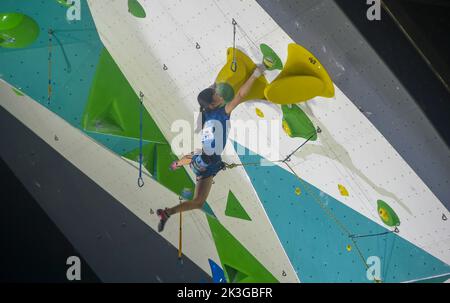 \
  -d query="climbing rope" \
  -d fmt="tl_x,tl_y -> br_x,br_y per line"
47,28 -> 75,105
283,128 -> 321,161
51,31 -> 72,73
229,18 -> 263,73
349,227 -> 399,239
224,128 -> 320,170
235,21 -> 261,53
137,91 -> 145,188
48,29 -> 53,105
